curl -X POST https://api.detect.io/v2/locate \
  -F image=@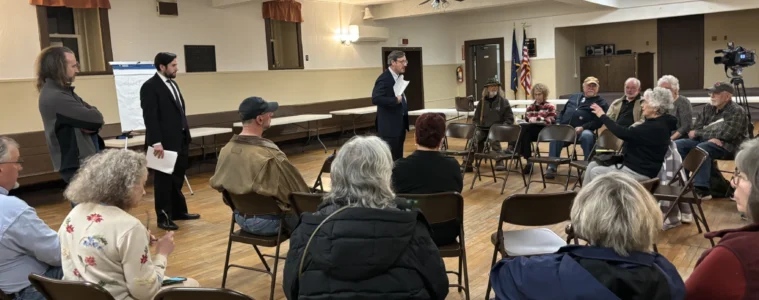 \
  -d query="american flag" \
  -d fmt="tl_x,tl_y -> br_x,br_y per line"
519,28 -> 532,97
